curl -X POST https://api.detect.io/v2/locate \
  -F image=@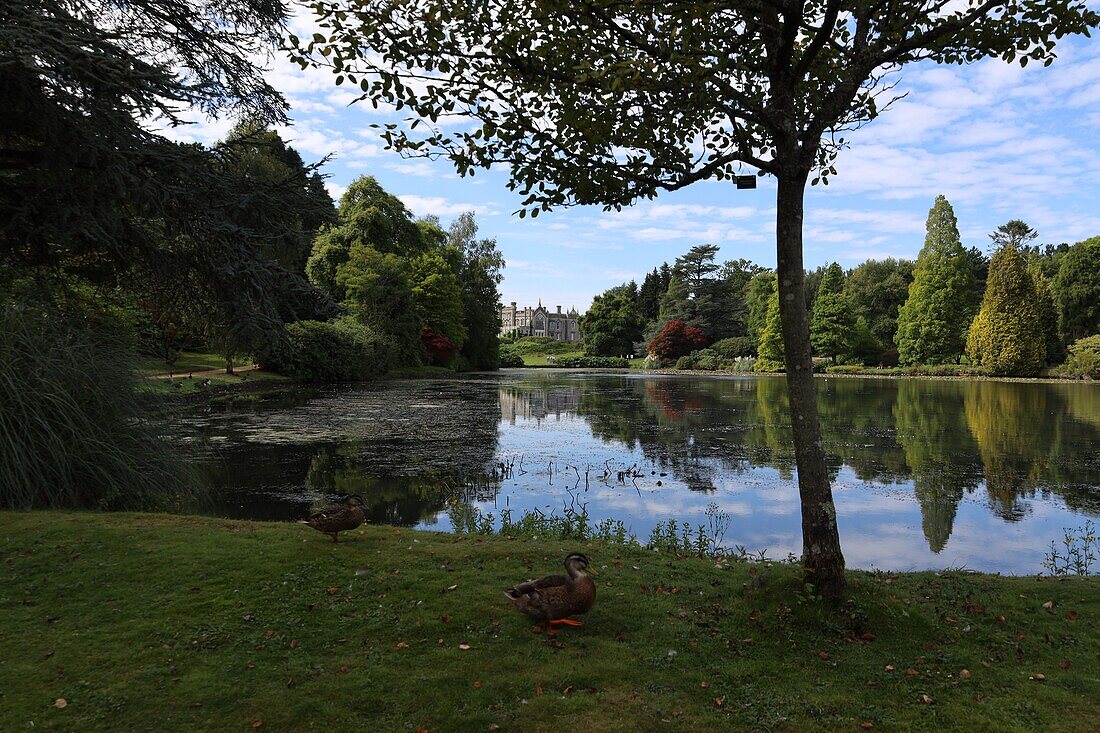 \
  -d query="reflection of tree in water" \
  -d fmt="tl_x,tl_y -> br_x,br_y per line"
305,444 -> 498,526
893,381 -> 982,552
964,381 -> 1053,521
